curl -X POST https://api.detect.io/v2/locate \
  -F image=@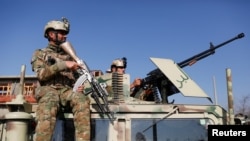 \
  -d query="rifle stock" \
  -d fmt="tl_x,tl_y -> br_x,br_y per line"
60,41 -> 115,122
